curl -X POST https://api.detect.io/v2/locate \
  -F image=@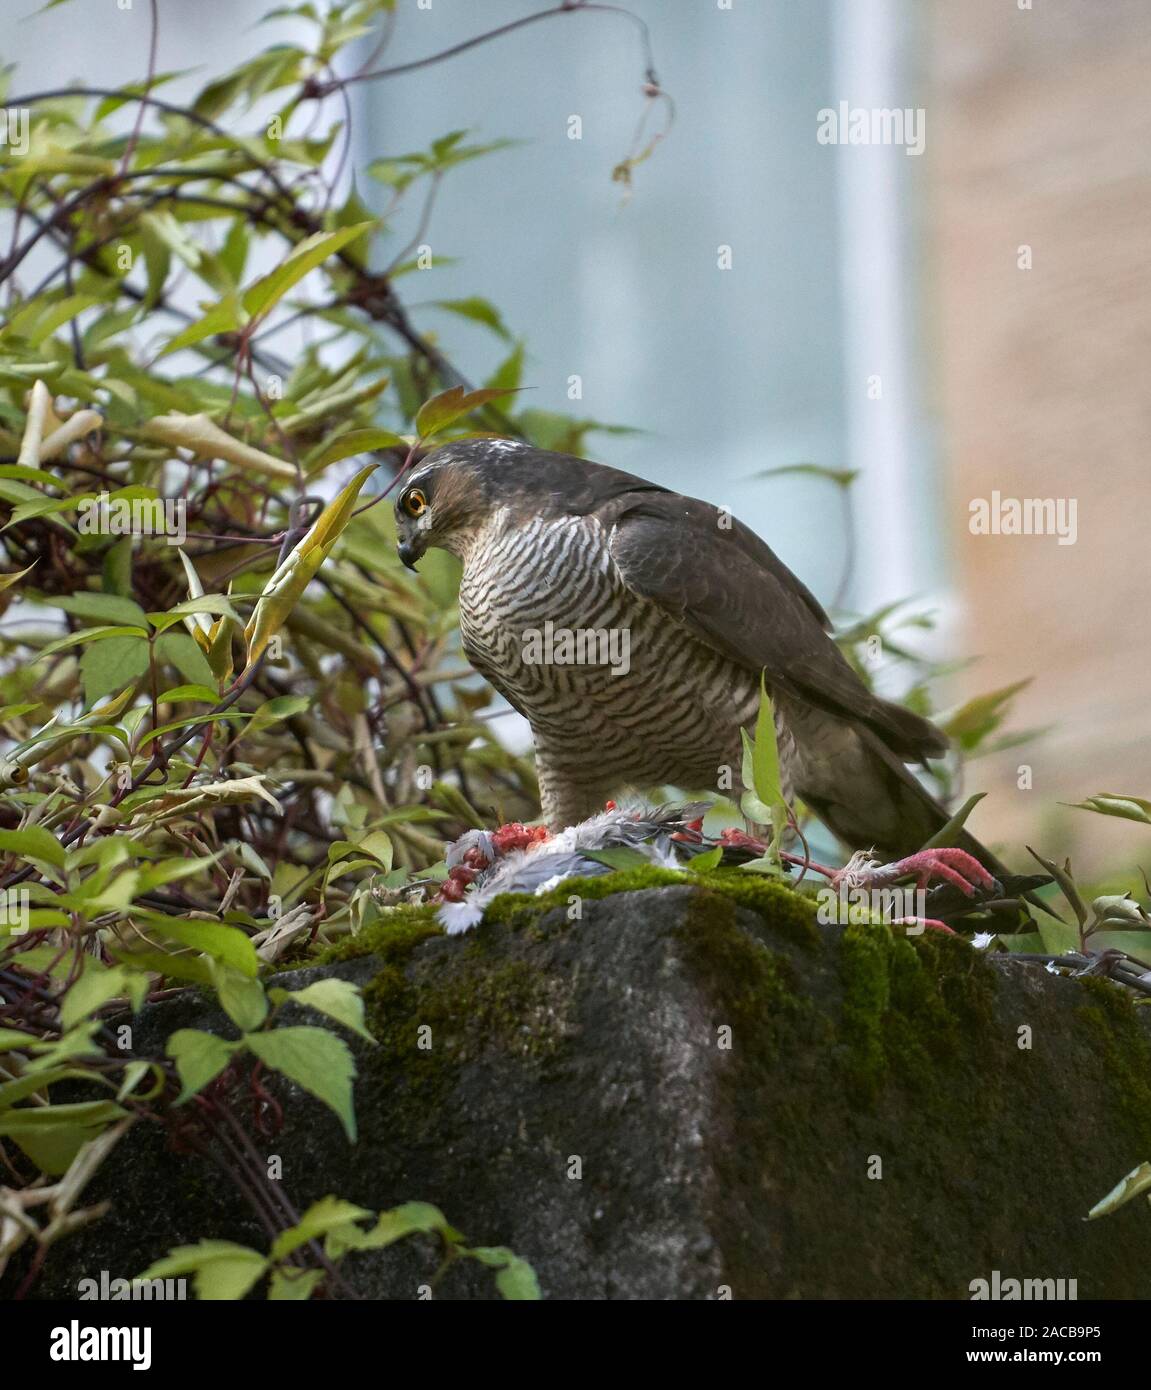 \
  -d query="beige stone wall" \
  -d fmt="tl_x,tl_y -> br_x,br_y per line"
927,0 -> 1151,870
